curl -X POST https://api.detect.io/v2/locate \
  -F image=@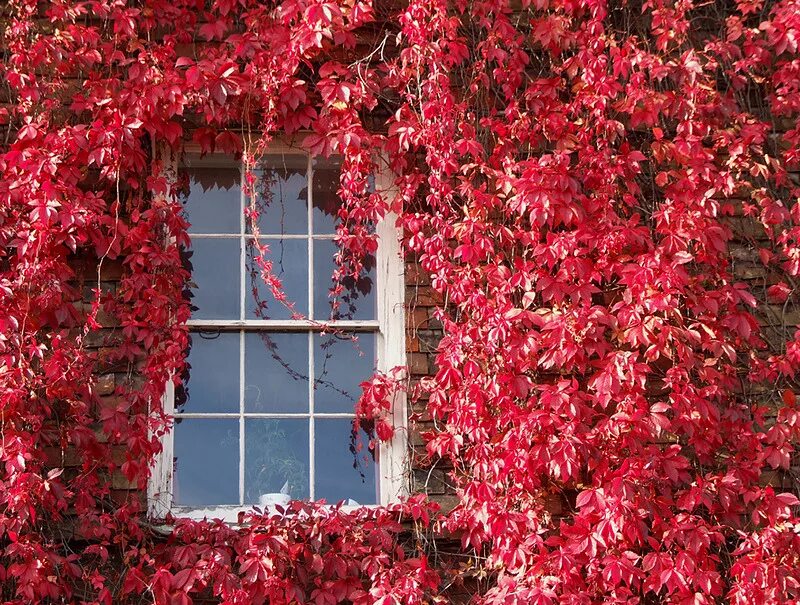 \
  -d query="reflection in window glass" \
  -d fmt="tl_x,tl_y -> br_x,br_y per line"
313,239 -> 376,321
312,156 -> 341,234
315,419 -> 377,505
185,237 -> 240,320
173,418 -> 239,506
314,333 -> 376,413
245,333 -> 308,413
182,156 -> 241,235
250,155 -> 308,235
245,238 -> 308,319
177,333 -> 239,414
244,419 -> 309,503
